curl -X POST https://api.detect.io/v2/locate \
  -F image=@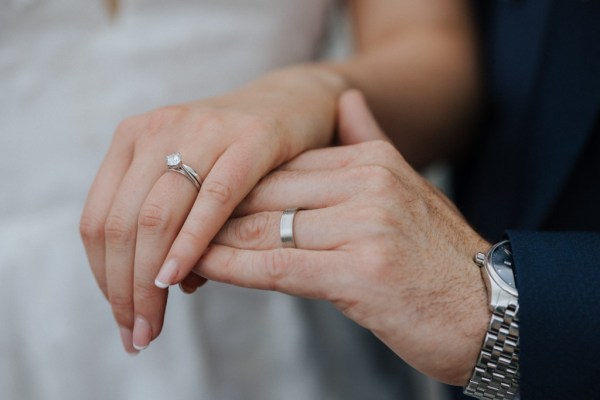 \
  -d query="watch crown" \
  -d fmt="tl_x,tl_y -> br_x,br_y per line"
474,252 -> 486,267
